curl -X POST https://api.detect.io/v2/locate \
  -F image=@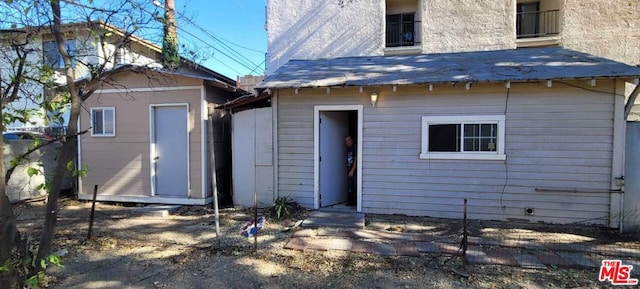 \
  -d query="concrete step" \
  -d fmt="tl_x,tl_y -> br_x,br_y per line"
132,204 -> 181,218
302,211 -> 365,230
